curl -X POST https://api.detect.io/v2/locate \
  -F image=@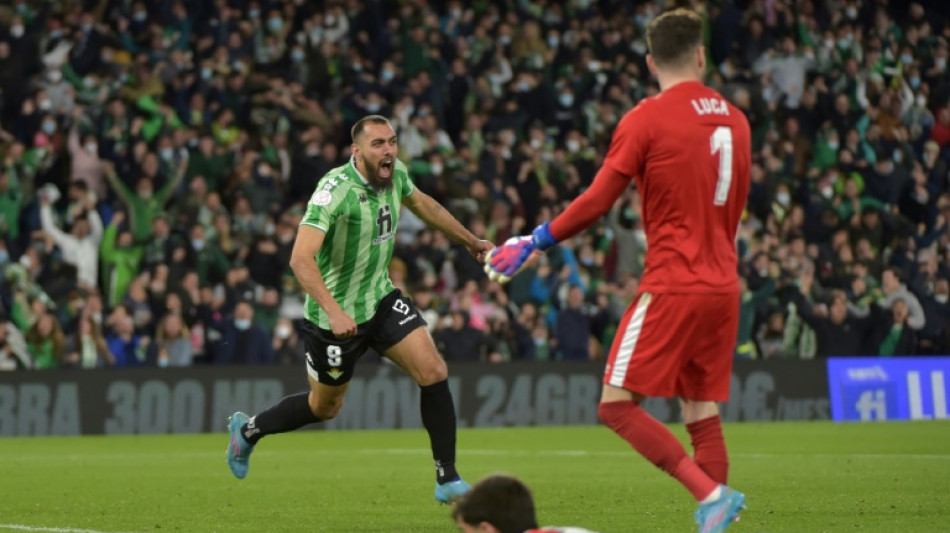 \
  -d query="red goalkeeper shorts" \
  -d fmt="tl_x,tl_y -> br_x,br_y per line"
603,291 -> 739,402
